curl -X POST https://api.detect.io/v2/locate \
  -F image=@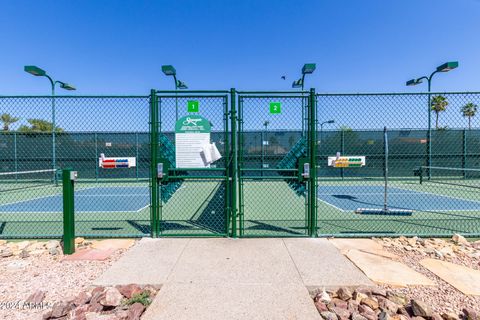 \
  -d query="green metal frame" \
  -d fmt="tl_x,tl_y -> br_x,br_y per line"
151,90 -> 231,237
236,90 -> 317,238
